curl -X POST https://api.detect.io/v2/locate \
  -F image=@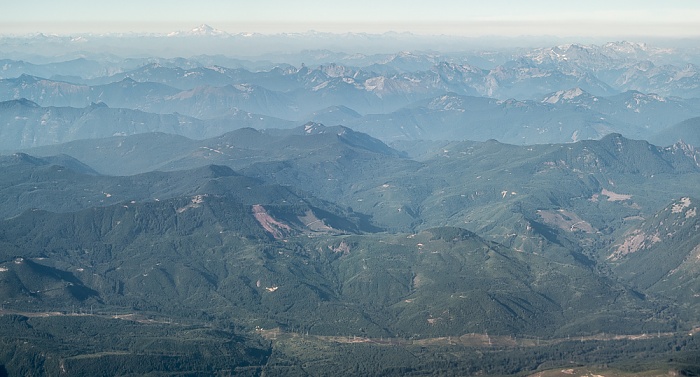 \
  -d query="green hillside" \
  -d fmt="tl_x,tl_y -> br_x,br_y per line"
3,128 -> 700,375
608,197 -> 700,312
